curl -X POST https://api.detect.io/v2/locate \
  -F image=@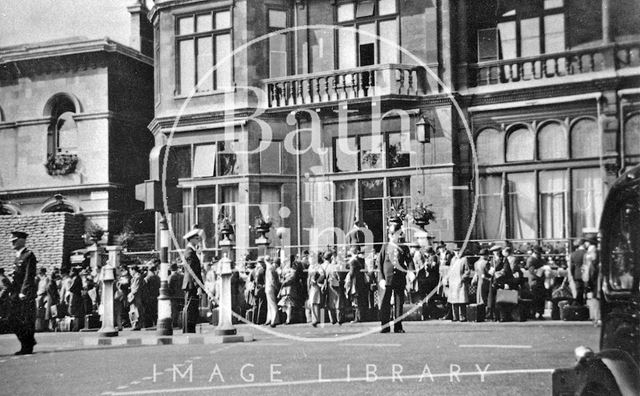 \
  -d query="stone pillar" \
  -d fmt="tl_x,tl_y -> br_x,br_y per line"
214,254 -> 237,336
87,244 -> 104,274
454,0 -> 468,91
156,216 -> 173,336
99,246 -> 121,337
602,0 -> 612,44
